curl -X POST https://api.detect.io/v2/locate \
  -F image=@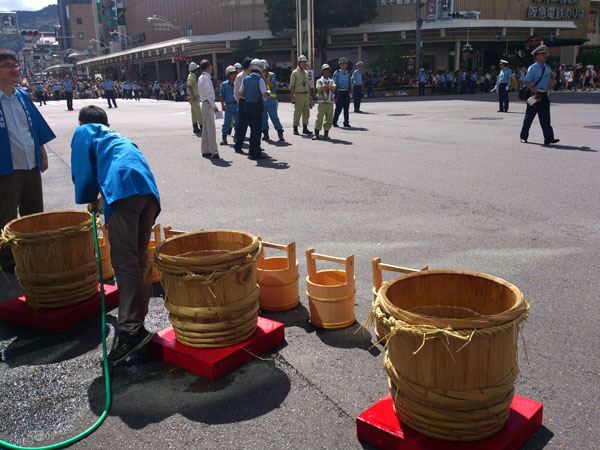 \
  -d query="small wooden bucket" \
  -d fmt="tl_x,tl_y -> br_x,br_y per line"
154,230 -> 260,348
147,224 -> 161,284
371,258 -> 428,343
378,270 -> 529,441
97,224 -> 114,281
257,240 -> 299,311
2,210 -> 98,309
305,247 -> 355,329
163,226 -> 188,240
